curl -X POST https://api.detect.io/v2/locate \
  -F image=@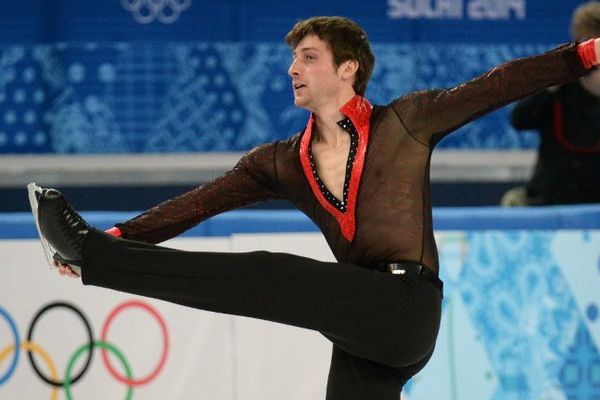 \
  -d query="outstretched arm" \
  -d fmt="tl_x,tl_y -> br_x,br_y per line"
392,39 -> 599,146
114,143 -> 282,244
